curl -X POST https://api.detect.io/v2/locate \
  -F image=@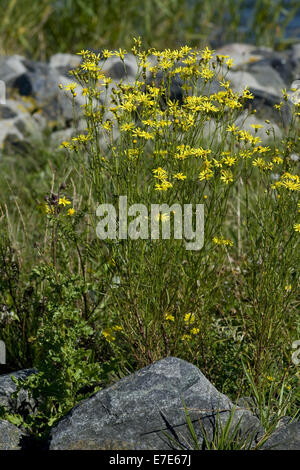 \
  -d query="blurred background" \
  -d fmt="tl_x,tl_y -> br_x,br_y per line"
0,0 -> 299,60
